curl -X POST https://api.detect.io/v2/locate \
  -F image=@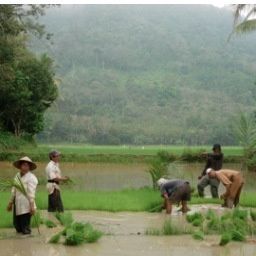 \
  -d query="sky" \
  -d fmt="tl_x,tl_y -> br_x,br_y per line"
0,1 -> 233,6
